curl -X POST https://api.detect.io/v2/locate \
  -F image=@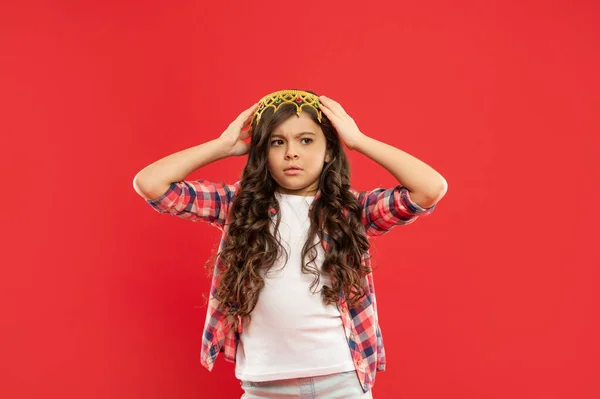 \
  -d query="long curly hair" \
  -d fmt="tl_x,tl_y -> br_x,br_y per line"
215,93 -> 371,320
